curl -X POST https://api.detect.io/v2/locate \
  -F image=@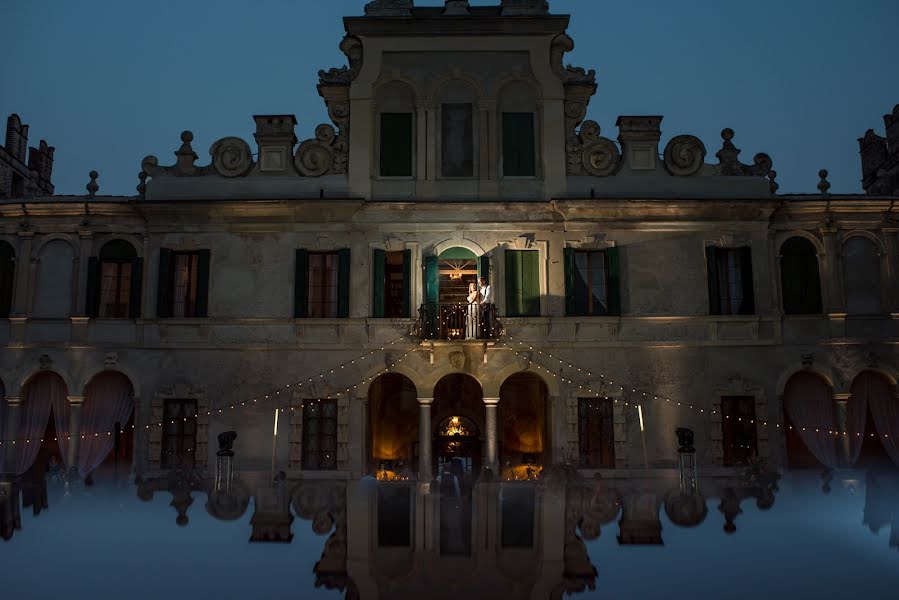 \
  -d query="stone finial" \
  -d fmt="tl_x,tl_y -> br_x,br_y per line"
817,169 -> 831,196
137,171 -> 147,199
715,128 -> 773,178
364,0 -> 412,16
175,131 -> 198,175
86,171 -> 99,197
768,170 -> 779,194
